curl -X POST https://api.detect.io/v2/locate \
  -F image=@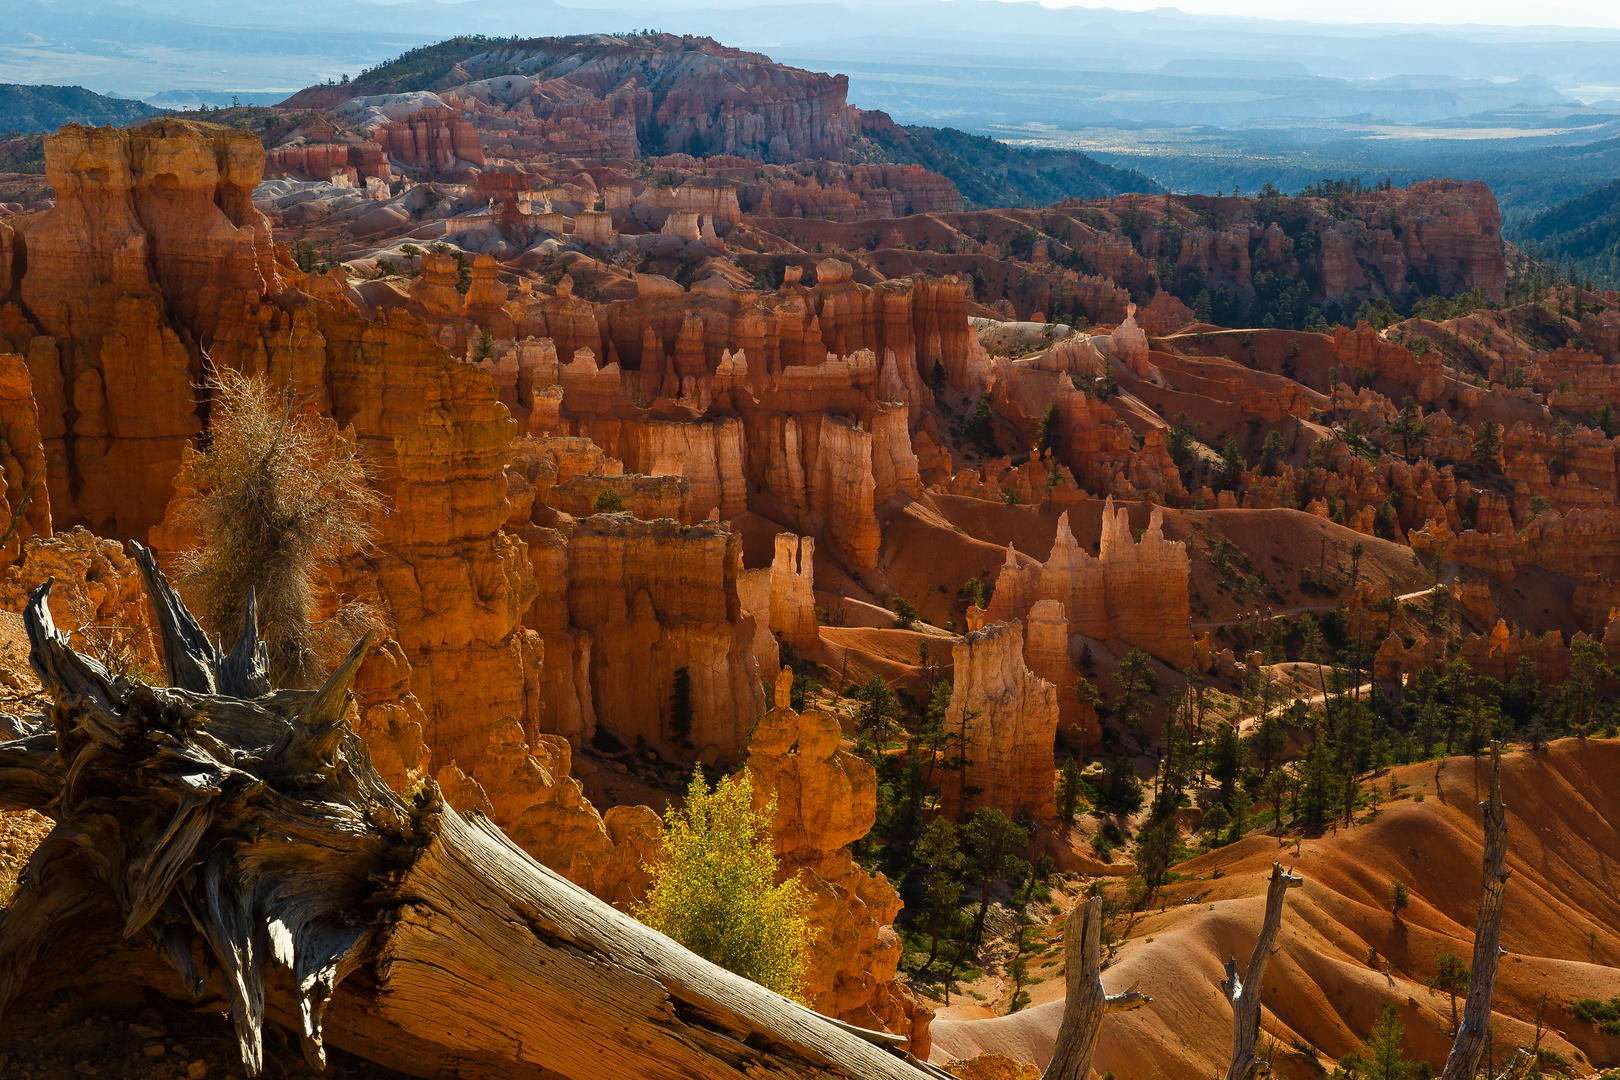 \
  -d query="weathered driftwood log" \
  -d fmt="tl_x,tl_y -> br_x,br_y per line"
1441,745 -> 1514,1080
1223,862 -> 1302,1080
0,544 -> 946,1080
1043,895 -> 1150,1080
